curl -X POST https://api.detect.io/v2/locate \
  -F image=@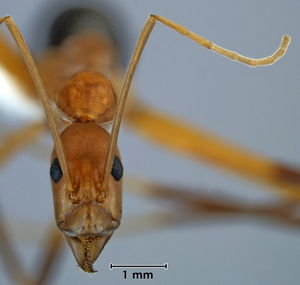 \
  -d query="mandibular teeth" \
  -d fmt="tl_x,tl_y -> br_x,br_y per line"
63,233 -> 113,273
80,236 -> 97,273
